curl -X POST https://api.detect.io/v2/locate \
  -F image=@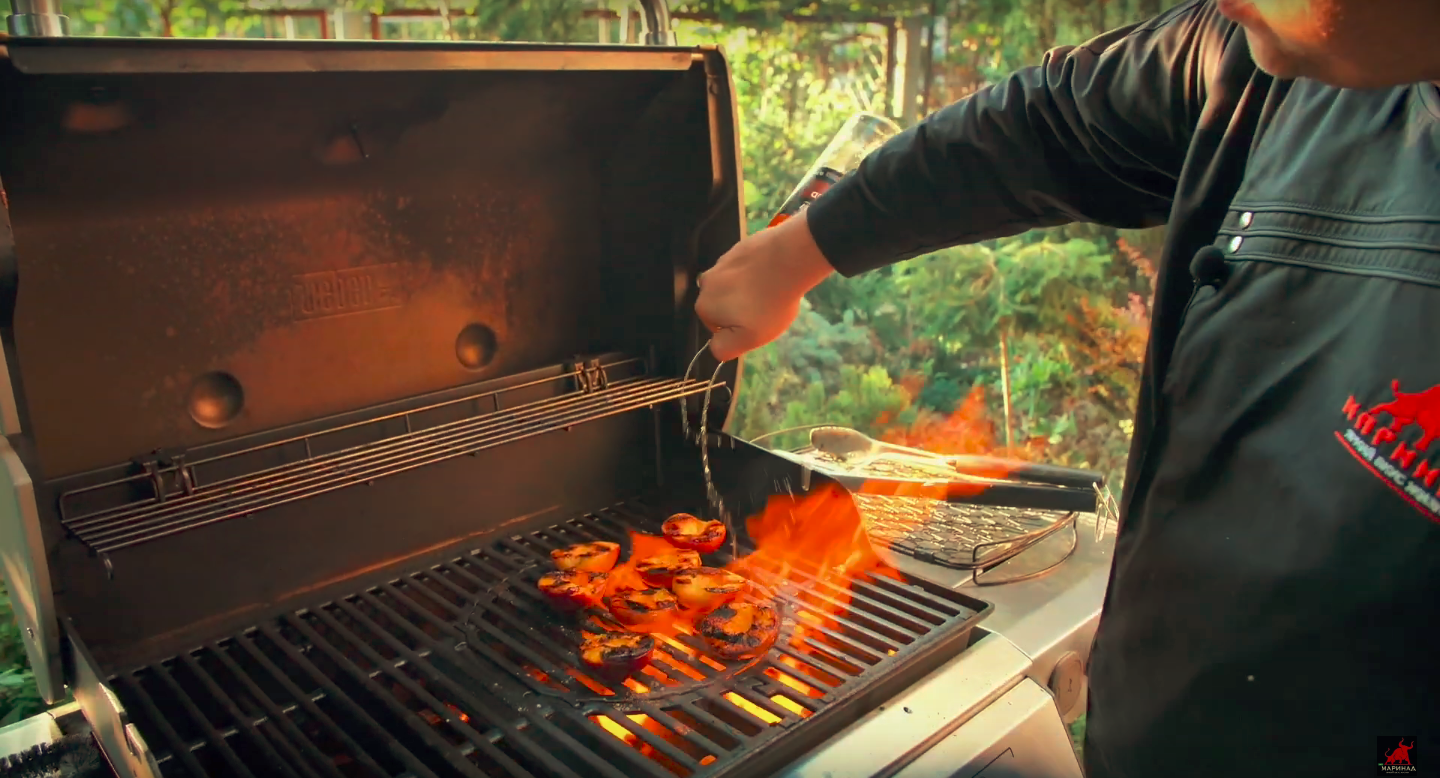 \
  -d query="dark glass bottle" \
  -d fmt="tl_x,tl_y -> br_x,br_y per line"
767,112 -> 902,228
